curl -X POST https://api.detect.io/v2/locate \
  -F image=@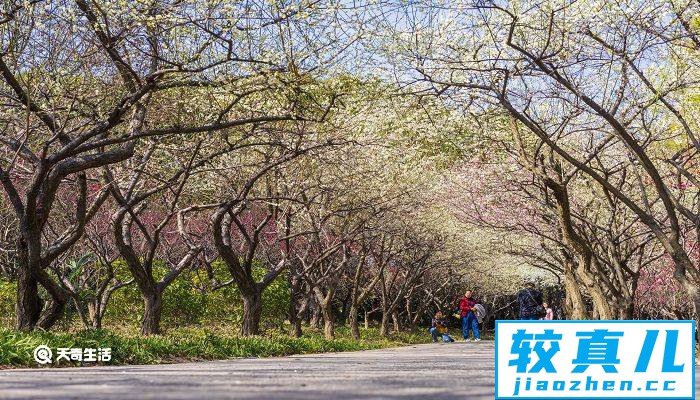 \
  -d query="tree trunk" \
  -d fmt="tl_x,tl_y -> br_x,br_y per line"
321,302 -> 334,340
72,297 -> 92,329
37,295 -> 68,329
87,302 -> 103,329
15,261 -> 41,331
288,284 -> 302,336
364,310 -> 370,330
545,179 -> 613,320
15,237 -> 41,331
310,304 -> 322,329
662,249 -> 700,342
618,300 -> 634,320
563,270 -> 585,319
391,311 -> 400,333
141,290 -> 163,335
338,294 -> 350,325
290,317 -> 302,338
38,273 -> 71,330
240,288 -> 263,336
683,281 -> 700,343
379,312 -> 389,337
349,303 -> 360,340
323,319 -> 334,339
693,291 -> 700,343
576,265 -> 613,320
288,275 -> 302,338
